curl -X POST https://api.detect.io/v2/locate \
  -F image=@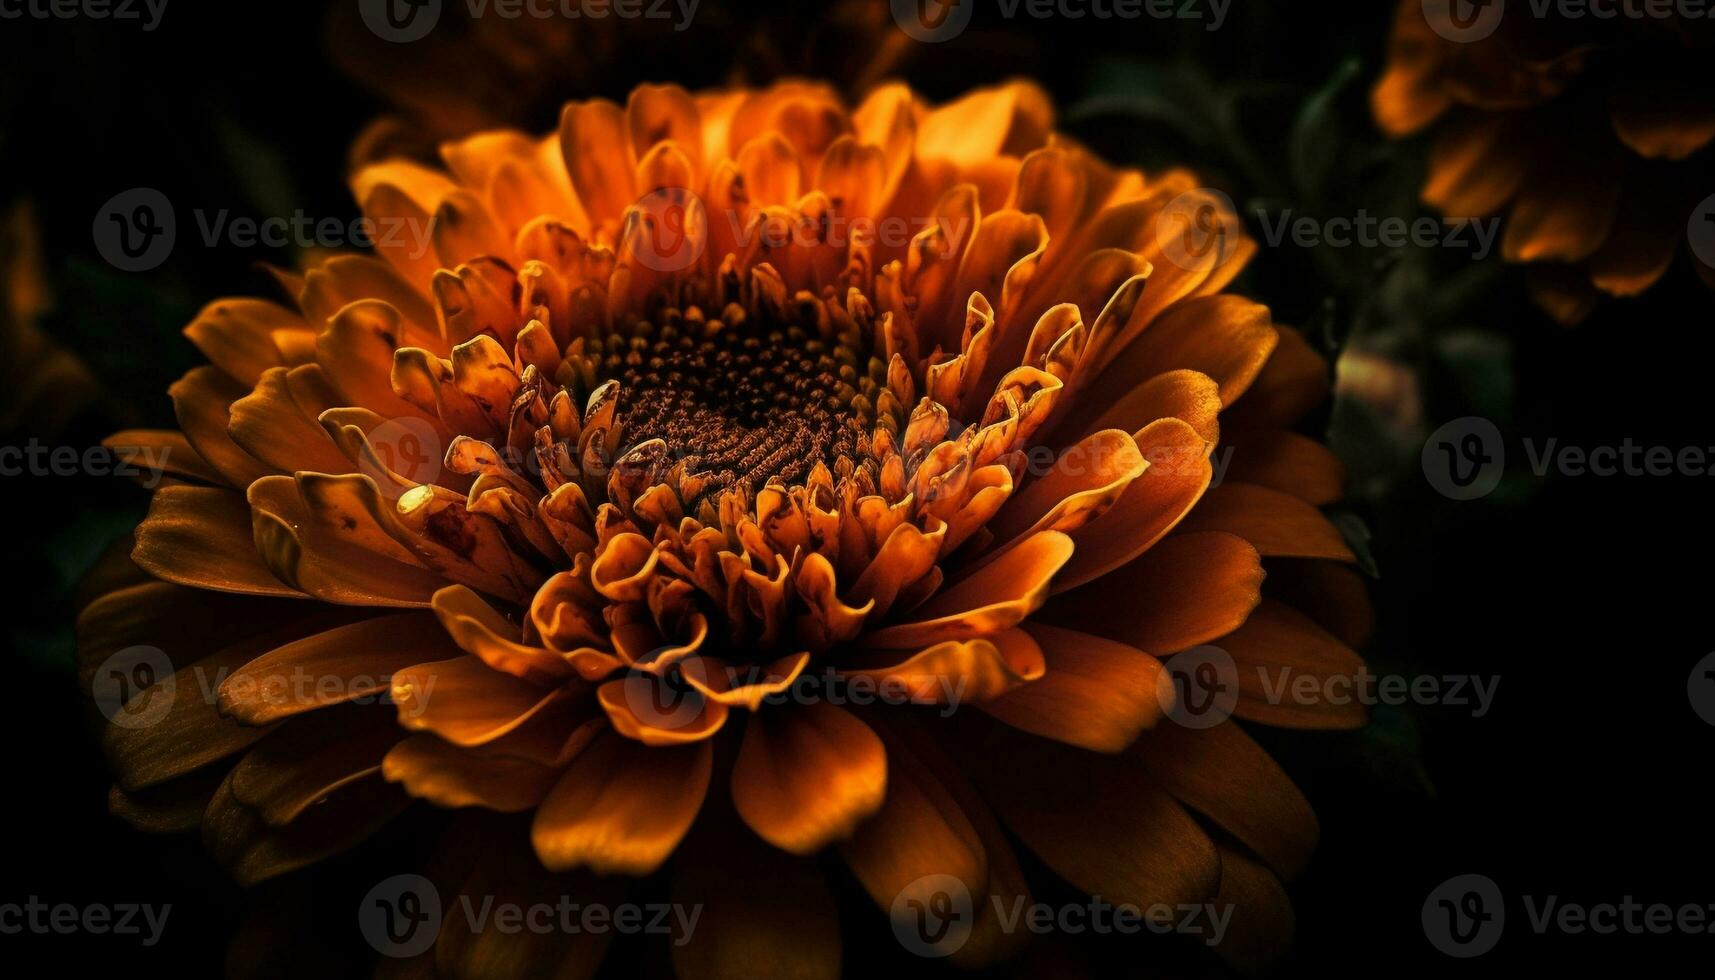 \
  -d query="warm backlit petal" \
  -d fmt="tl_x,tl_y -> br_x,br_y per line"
731,702 -> 887,855
1175,482 -> 1354,561
862,531 -> 1072,648
1044,531 -> 1264,655
977,622 -> 1167,752
532,732 -> 711,875
1055,417 -> 1212,592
